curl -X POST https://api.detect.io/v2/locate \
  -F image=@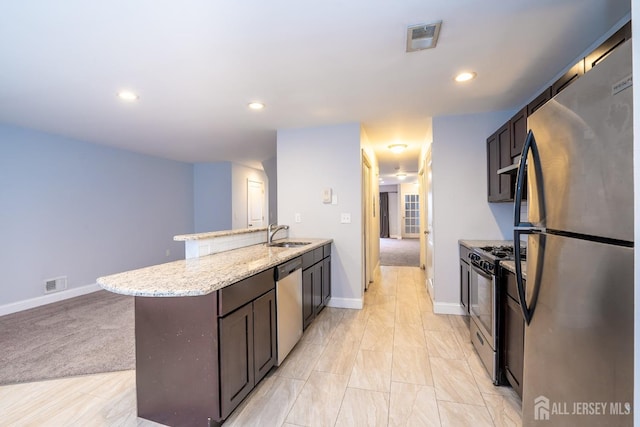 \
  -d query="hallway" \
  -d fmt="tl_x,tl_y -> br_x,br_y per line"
379,238 -> 421,267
